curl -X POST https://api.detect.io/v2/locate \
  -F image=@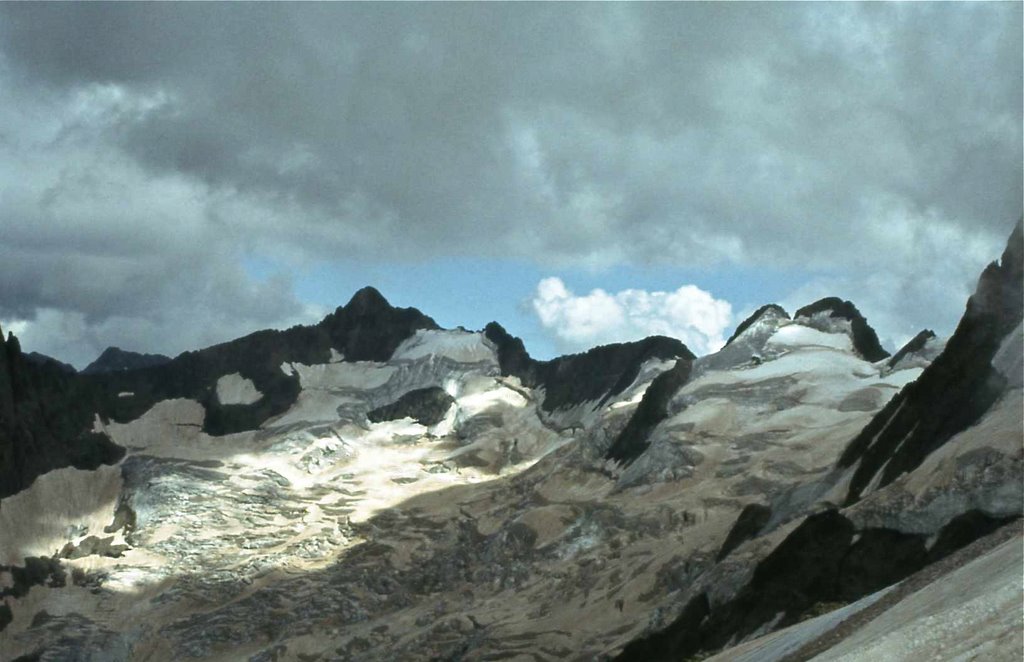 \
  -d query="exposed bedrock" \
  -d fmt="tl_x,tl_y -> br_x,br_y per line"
0,330 -> 125,499
616,508 -> 1019,661
366,386 -> 455,426
794,297 -> 890,362
616,221 -> 1024,662
724,304 -> 791,347
716,503 -> 772,562
887,329 -> 936,369
22,352 -> 76,375
82,346 -> 172,375
98,285 -> 440,436
839,220 -> 1022,504
605,360 -> 694,464
484,322 -> 693,412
